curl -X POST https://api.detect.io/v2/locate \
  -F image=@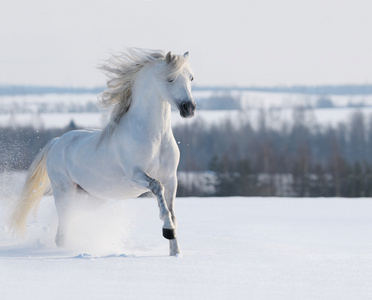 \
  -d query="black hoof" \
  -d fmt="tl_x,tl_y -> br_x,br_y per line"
163,228 -> 176,240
